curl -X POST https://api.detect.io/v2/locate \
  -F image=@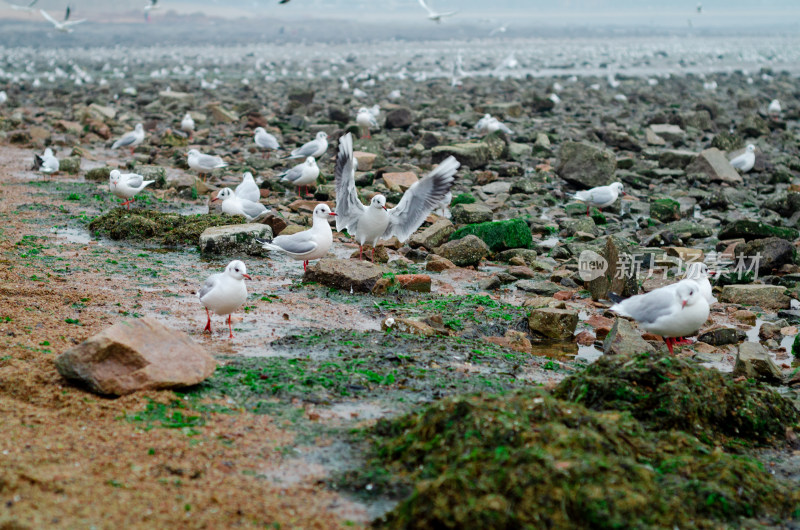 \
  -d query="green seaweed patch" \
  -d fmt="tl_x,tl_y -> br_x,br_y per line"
554,351 -> 798,446
364,391 -> 800,529
450,193 -> 476,206
792,334 -> 800,359
450,218 -> 532,252
88,209 -> 247,246
718,220 -> 799,242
